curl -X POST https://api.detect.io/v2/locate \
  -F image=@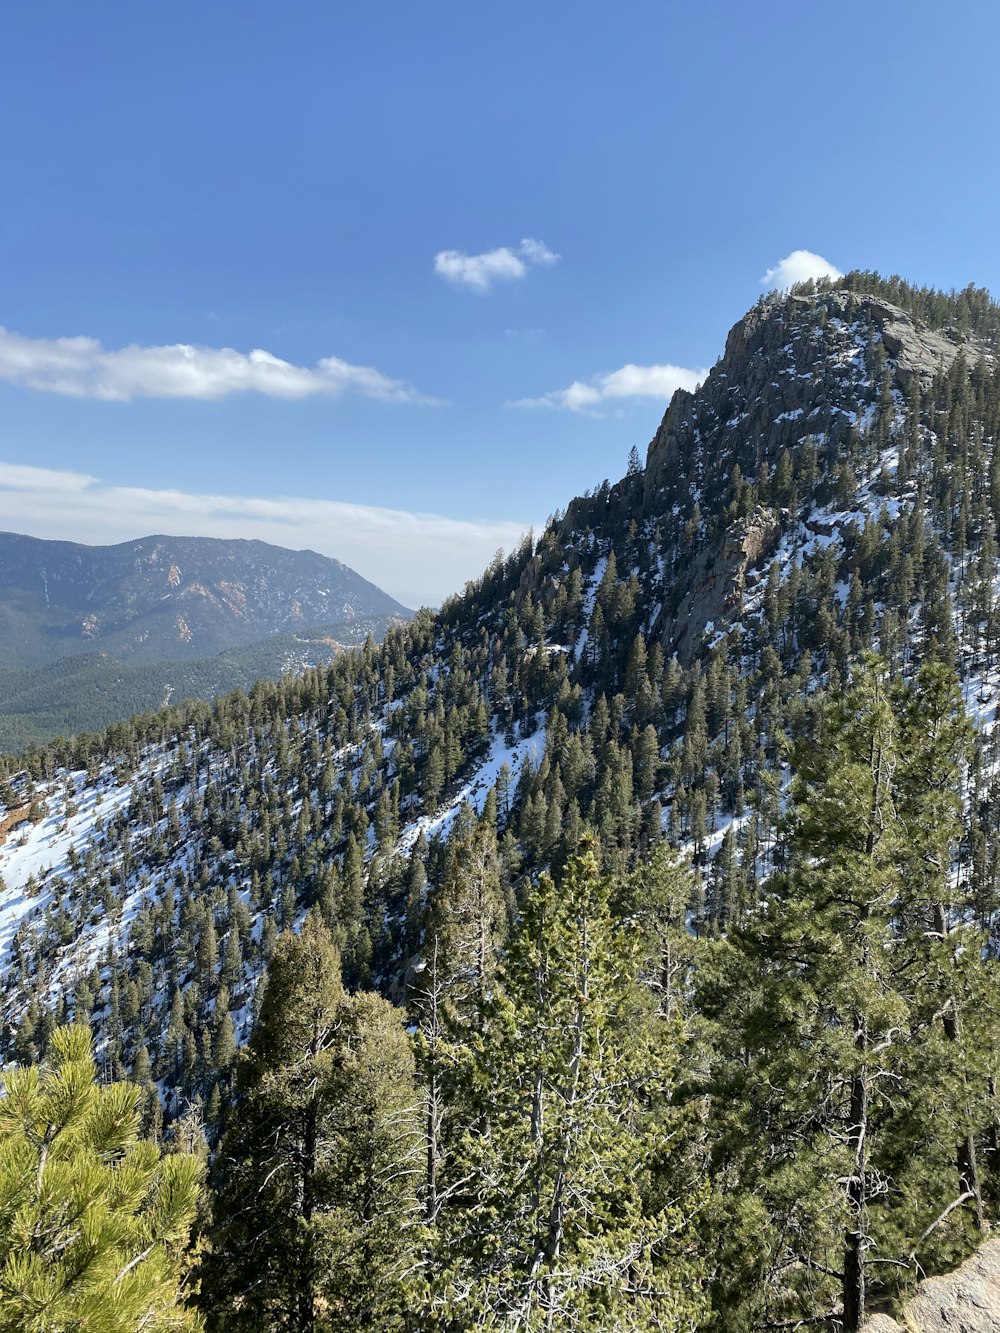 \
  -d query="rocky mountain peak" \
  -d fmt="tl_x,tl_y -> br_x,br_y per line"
643,284 -> 987,504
